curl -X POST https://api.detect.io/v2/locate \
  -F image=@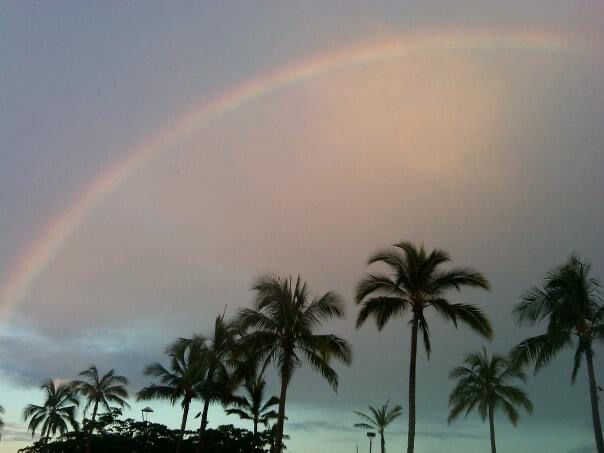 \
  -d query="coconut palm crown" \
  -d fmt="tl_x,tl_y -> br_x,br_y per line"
23,380 -> 79,443
448,348 -> 532,453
